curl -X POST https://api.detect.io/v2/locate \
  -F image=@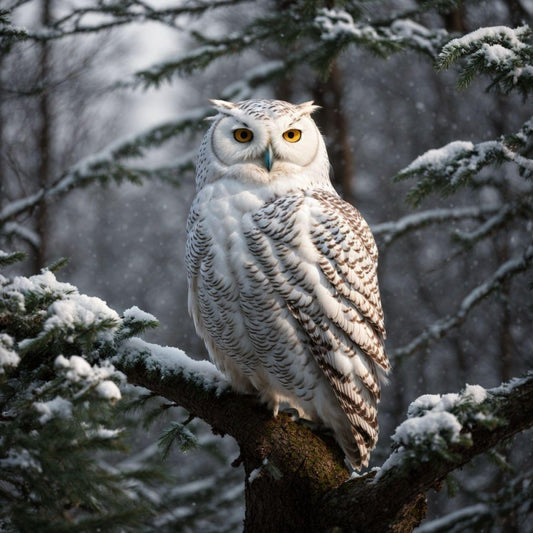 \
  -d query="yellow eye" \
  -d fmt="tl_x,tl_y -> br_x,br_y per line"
283,129 -> 301,142
234,128 -> 253,143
